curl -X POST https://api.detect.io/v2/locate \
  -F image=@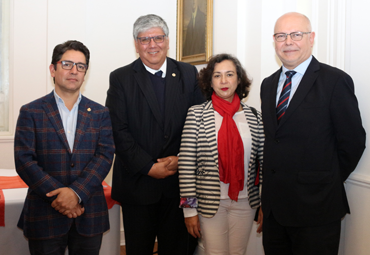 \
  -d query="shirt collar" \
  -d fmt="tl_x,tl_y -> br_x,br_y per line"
192,7 -> 198,18
282,55 -> 312,75
143,58 -> 167,78
54,90 -> 82,107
